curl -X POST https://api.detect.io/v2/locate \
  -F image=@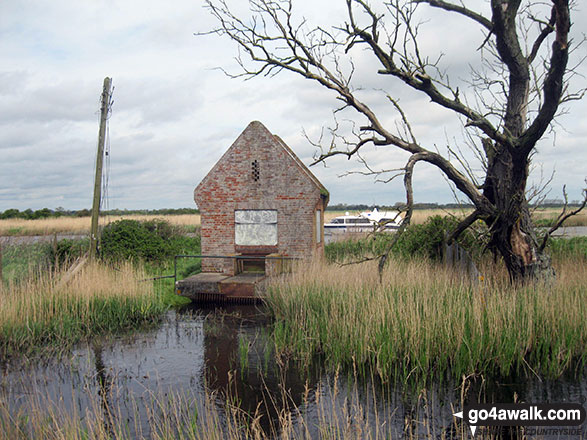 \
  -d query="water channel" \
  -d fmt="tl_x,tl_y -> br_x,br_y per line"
1,305 -> 585,438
